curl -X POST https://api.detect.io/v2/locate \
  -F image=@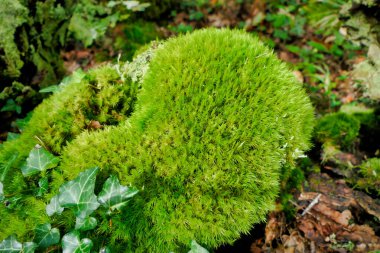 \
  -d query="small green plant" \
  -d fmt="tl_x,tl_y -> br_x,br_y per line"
0,64 -> 138,195
356,158 -> 380,196
0,0 -> 150,87
0,167 -> 139,252
315,112 -> 360,149
0,0 -> 150,130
